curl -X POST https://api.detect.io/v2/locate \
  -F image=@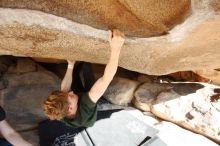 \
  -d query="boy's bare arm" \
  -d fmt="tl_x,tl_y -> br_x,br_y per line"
88,29 -> 125,103
61,60 -> 76,92
0,120 -> 34,146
